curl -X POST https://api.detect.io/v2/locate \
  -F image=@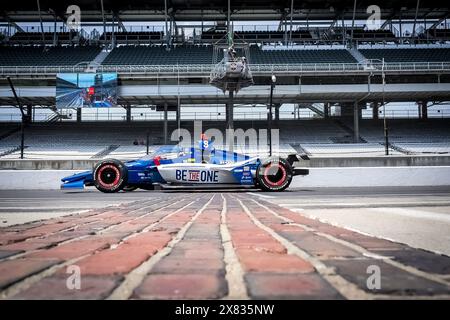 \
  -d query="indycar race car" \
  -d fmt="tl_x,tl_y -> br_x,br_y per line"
61,139 -> 309,192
